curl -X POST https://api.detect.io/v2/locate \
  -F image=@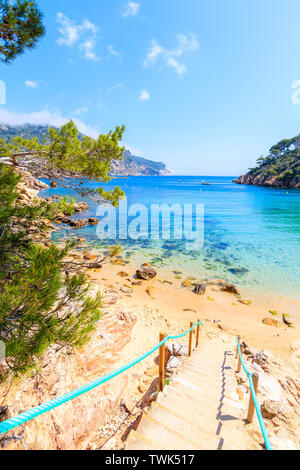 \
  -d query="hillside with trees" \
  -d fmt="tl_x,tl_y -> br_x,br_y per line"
234,135 -> 300,188
0,124 -> 171,176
